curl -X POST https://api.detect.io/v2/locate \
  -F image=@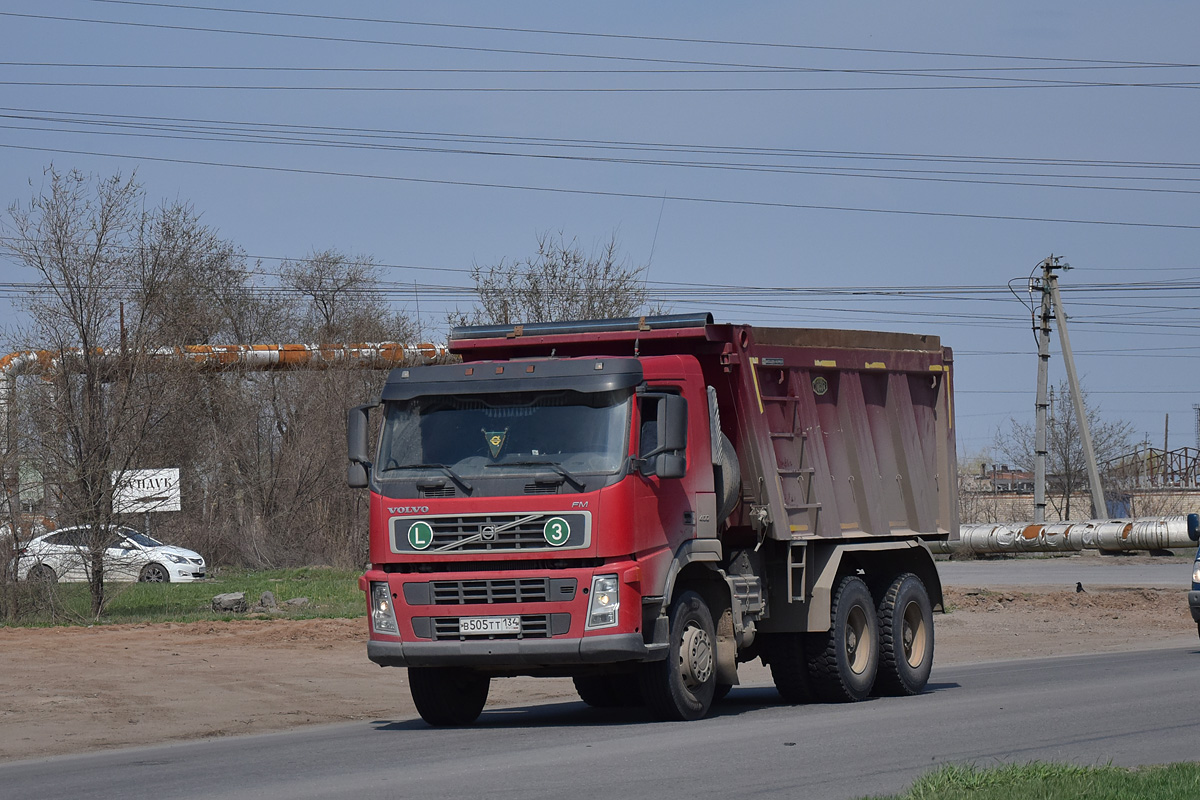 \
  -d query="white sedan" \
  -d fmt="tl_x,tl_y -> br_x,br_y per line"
17,526 -> 206,583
